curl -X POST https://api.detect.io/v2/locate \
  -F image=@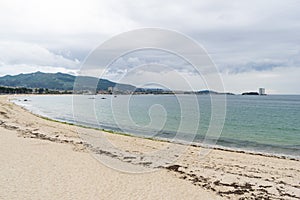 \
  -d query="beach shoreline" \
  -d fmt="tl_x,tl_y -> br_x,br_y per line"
1,95 -> 299,199
12,94 -> 300,161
